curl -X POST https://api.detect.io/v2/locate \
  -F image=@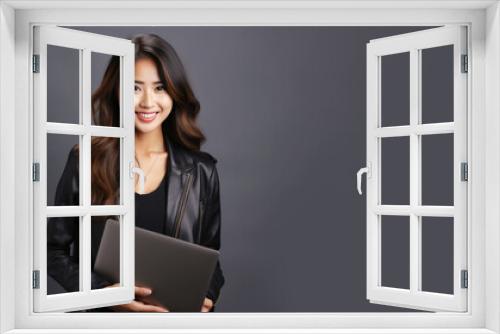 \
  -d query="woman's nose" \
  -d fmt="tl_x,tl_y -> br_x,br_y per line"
140,89 -> 154,108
